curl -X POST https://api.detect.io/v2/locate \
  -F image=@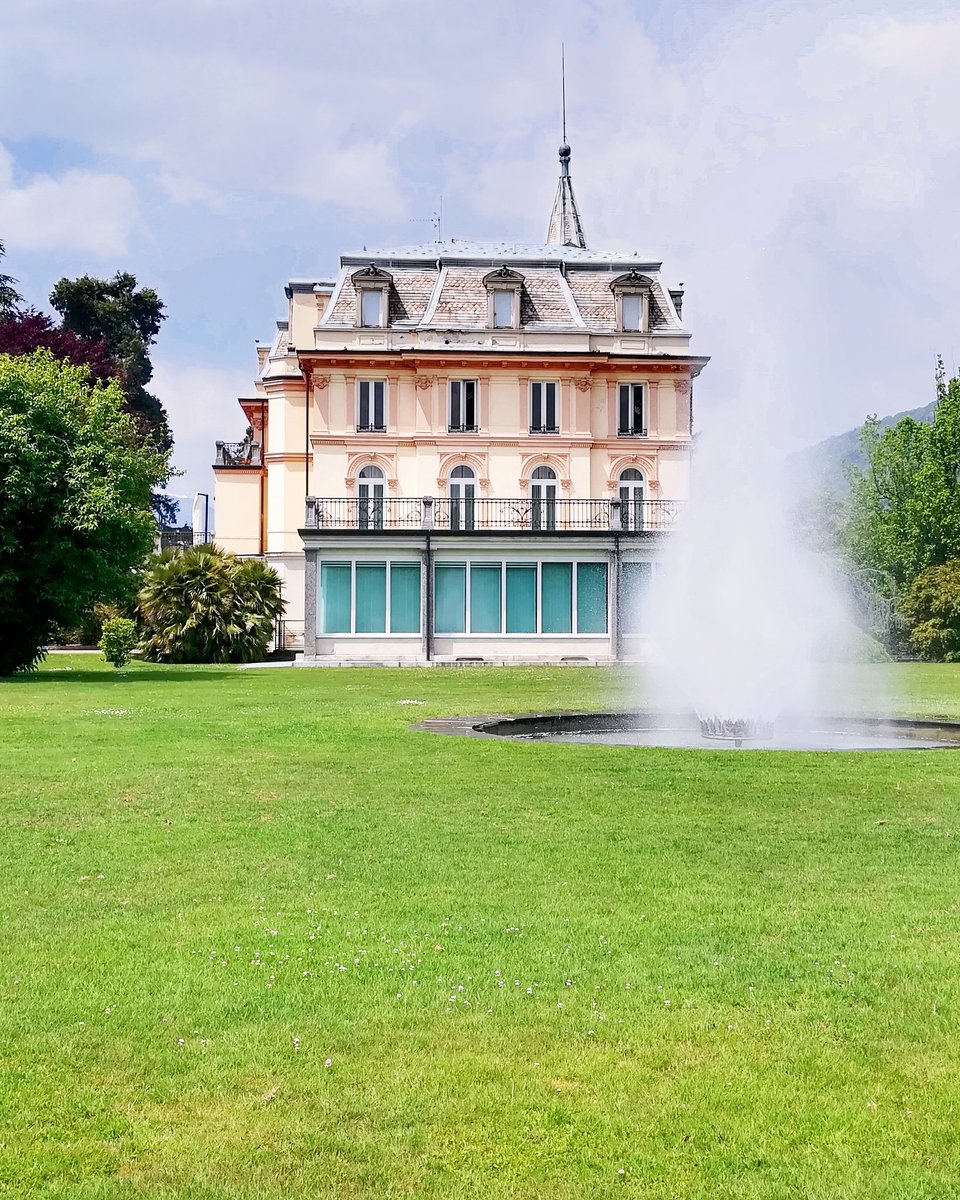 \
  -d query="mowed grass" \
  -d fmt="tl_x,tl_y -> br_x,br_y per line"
2,660 -> 960,1199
